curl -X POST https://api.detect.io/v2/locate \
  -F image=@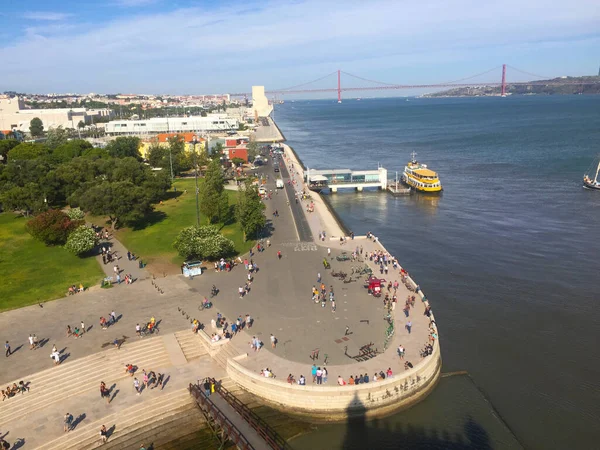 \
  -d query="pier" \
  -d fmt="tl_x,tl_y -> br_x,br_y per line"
306,167 -> 388,192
